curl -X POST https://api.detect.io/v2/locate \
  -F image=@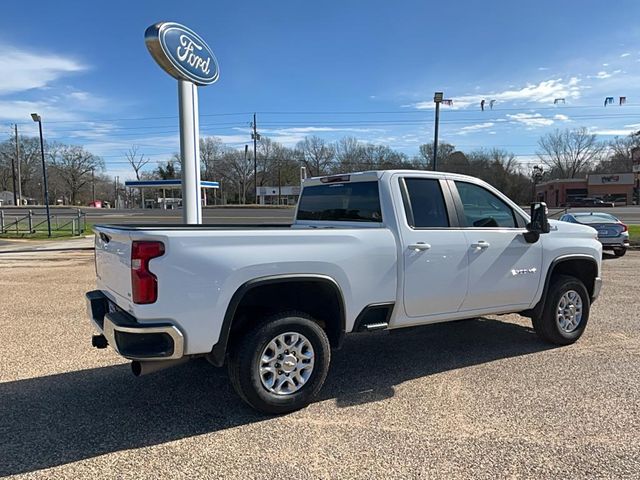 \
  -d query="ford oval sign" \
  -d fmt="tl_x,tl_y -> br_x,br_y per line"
145,22 -> 219,86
